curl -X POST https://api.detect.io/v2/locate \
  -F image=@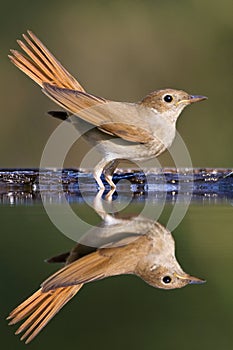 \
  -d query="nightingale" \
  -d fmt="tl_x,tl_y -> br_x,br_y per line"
9,31 -> 207,189
7,193 -> 205,343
